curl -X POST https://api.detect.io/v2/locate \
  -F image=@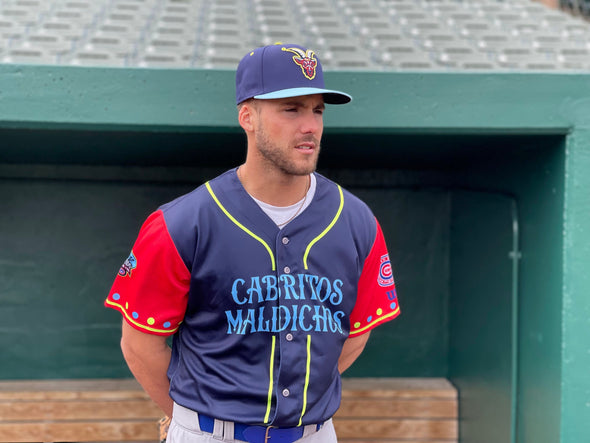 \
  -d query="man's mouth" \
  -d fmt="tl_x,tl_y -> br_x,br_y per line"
295,141 -> 317,151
